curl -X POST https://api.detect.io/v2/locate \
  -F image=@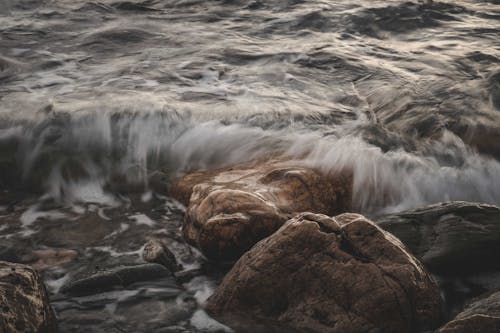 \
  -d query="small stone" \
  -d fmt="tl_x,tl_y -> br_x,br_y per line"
142,239 -> 181,272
